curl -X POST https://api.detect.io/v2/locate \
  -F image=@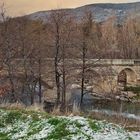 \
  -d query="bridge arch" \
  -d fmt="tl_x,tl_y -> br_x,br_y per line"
68,69 -> 103,93
117,68 -> 137,86
72,69 -> 102,84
